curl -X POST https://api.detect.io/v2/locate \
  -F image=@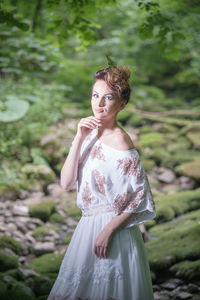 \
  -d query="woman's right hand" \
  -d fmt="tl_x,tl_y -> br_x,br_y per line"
77,116 -> 102,139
